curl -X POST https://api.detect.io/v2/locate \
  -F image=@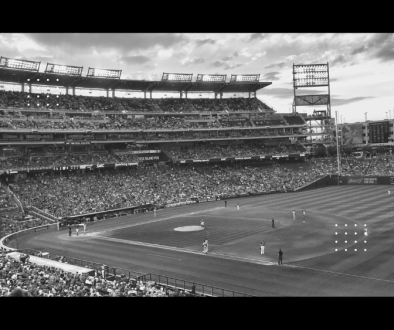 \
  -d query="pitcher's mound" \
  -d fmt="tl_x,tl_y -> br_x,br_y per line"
174,225 -> 204,232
